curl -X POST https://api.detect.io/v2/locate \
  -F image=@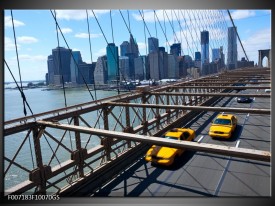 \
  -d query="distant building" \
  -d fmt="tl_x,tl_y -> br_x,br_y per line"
149,48 -> 168,81
201,30 -> 209,65
70,51 -> 83,84
125,53 -> 135,80
47,55 -> 54,85
106,43 -> 119,82
183,55 -> 193,68
120,41 -> 130,56
178,56 -> 187,77
195,51 -> 201,61
194,60 -> 201,69
77,63 -> 94,84
119,56 -> 130,80
209,62 -> 218,74
227,26 -> 238,69
170,43 -> 181,56
134,55 -> 149,80
212,48 -> 220,62
94,55 -> 108,85
52,47 -> 72,84
167,55 -> 179,79
201,63 -> 210,76
45,73 -> 49,85
148,37 -> 159,54
237,57 -> 254,68
187,67 -> 200,79
129,34 -> 139,58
